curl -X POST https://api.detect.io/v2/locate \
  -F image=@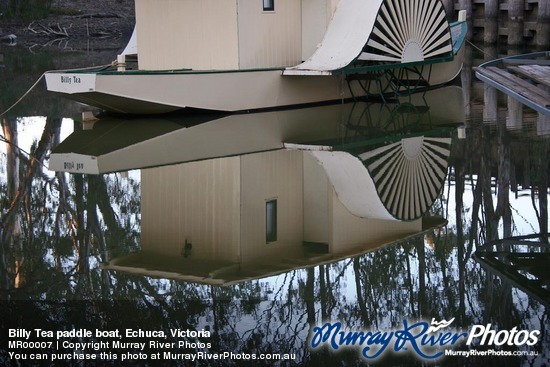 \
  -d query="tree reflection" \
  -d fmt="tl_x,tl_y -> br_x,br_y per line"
0,110 -> 549,366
